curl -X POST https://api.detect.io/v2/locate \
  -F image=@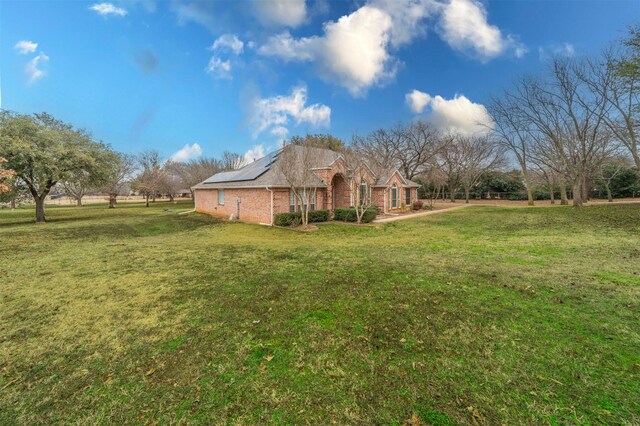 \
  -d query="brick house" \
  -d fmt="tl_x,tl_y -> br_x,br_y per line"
192,145 -> 420,225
